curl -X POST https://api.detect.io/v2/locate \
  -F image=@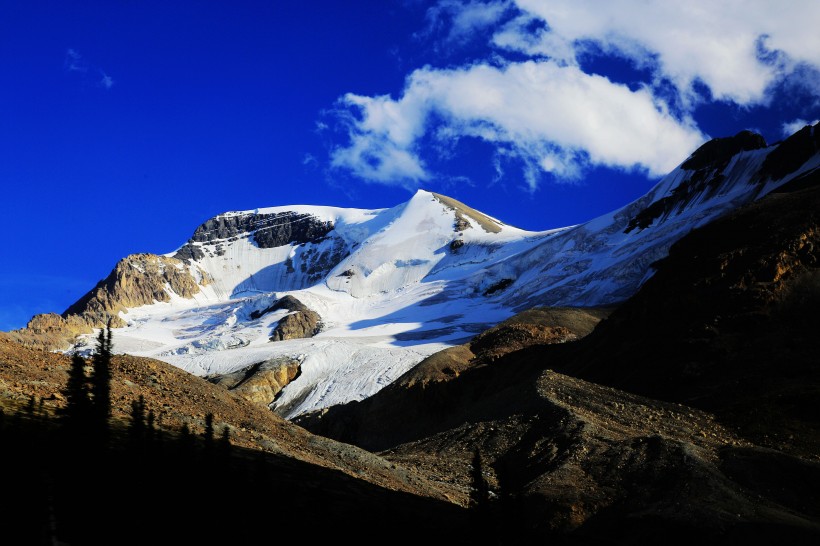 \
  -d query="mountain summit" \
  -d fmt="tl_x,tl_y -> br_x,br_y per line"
9,123 -> 820,417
